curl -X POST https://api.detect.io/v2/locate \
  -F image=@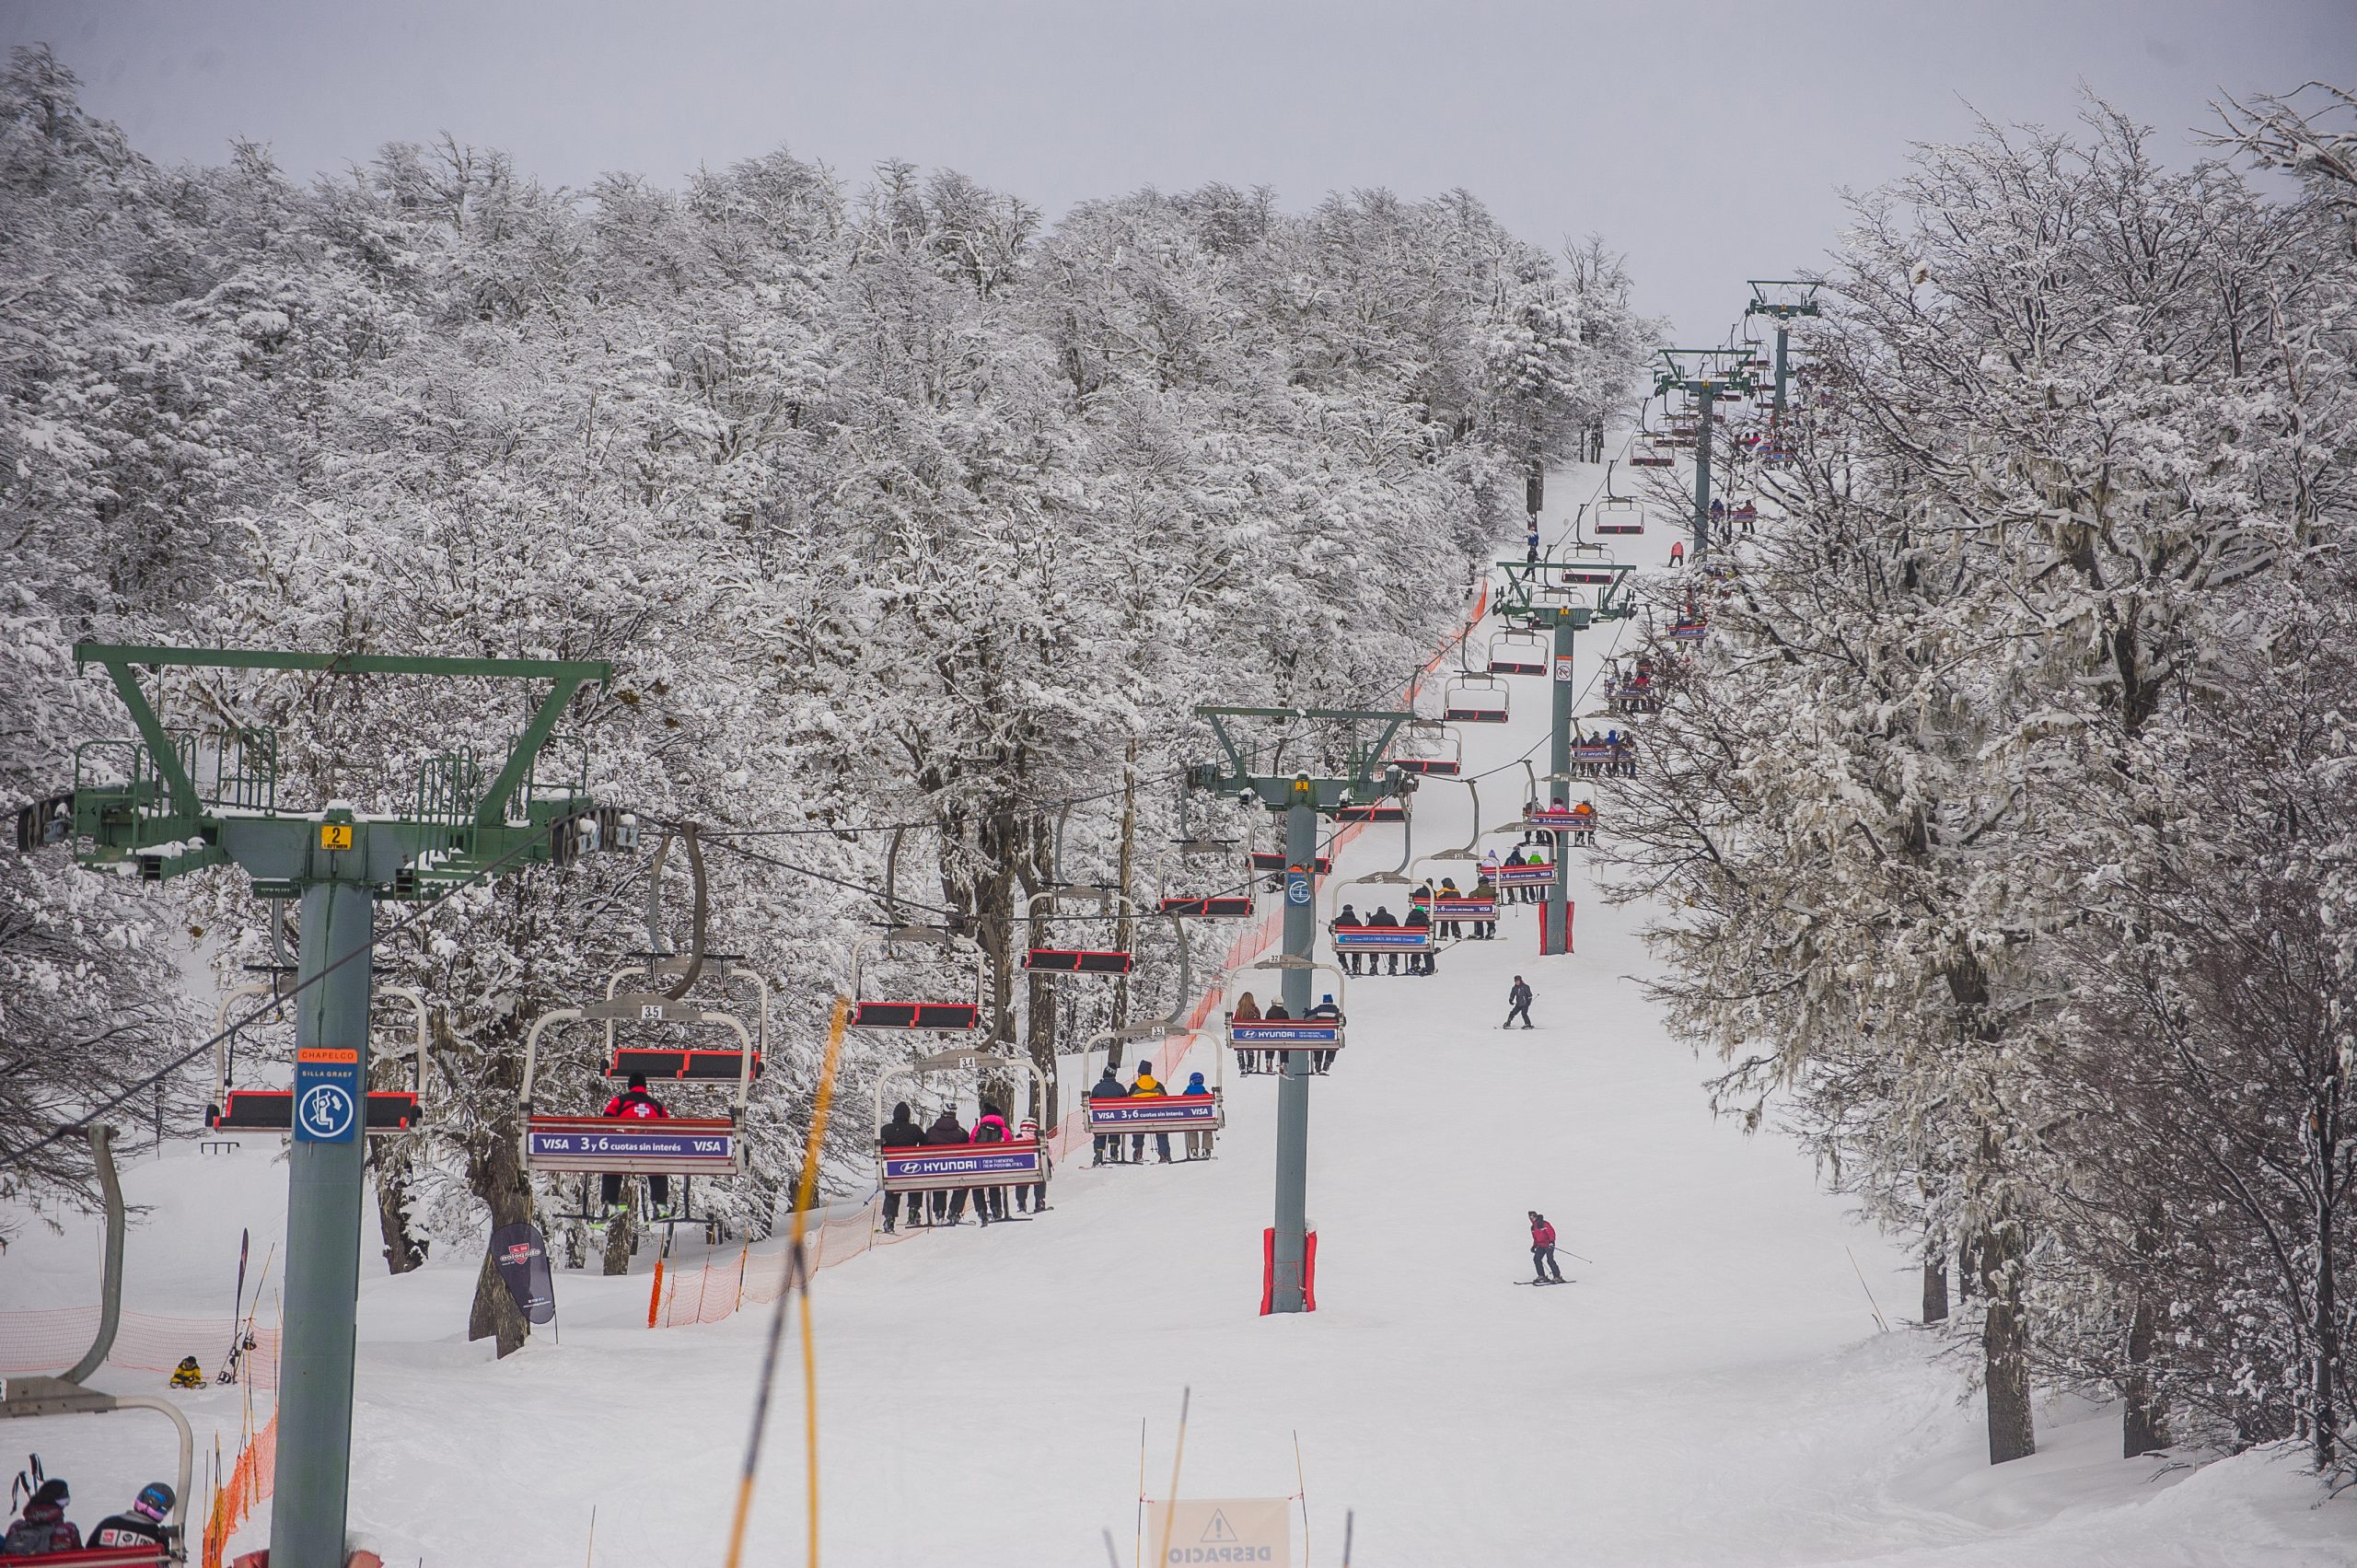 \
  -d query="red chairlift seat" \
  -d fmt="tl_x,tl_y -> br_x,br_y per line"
1023,947 -> 1133,975
1249,852 -> 1331,874
23,1551 -> 178,1568
1334,803 -> 1406,824
848,999 -> 983,1031
1629,450 -> 1675,469
1158,894 -> 1256,918
606,1046 -> 763,1081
